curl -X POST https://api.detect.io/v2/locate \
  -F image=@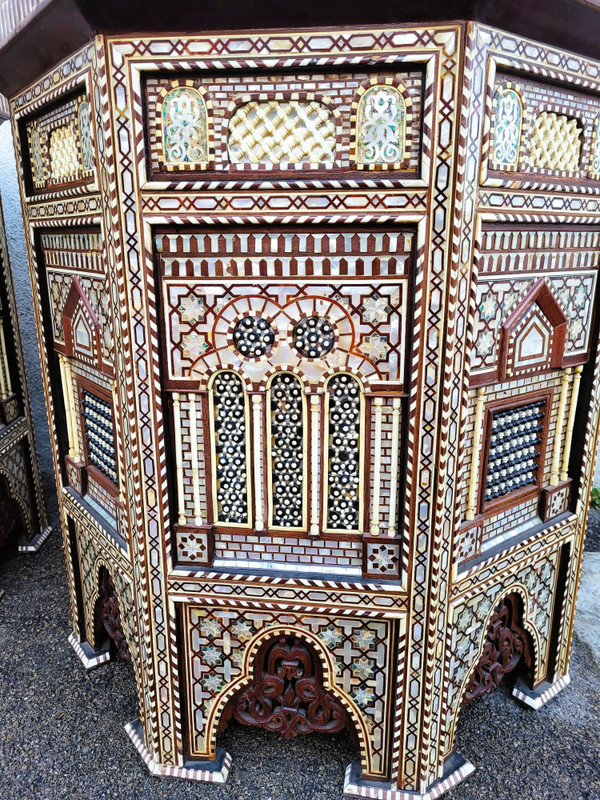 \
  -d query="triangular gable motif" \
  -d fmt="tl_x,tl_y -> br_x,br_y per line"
62,277 -> 103,367
499,278 -> 567,380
